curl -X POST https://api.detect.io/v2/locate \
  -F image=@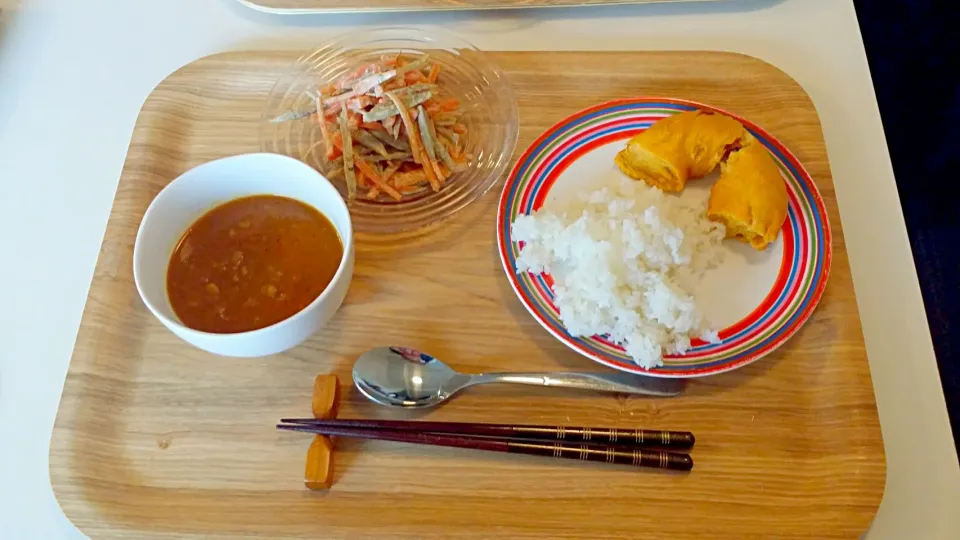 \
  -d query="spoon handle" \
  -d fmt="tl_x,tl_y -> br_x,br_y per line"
473,372 -> 684,397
